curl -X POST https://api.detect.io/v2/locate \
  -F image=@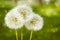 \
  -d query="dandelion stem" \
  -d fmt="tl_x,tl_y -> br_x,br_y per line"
29,30 -> 33,40
21,28 -> 23,40
15,30 -> 18,40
